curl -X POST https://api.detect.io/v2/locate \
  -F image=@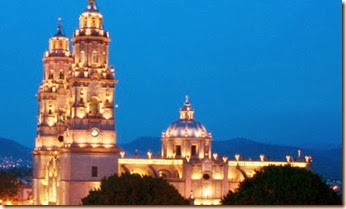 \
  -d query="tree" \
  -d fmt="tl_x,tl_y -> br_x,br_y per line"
221,165 -> 342,205
0,170 -> 20,201
82,172 -> 189,205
